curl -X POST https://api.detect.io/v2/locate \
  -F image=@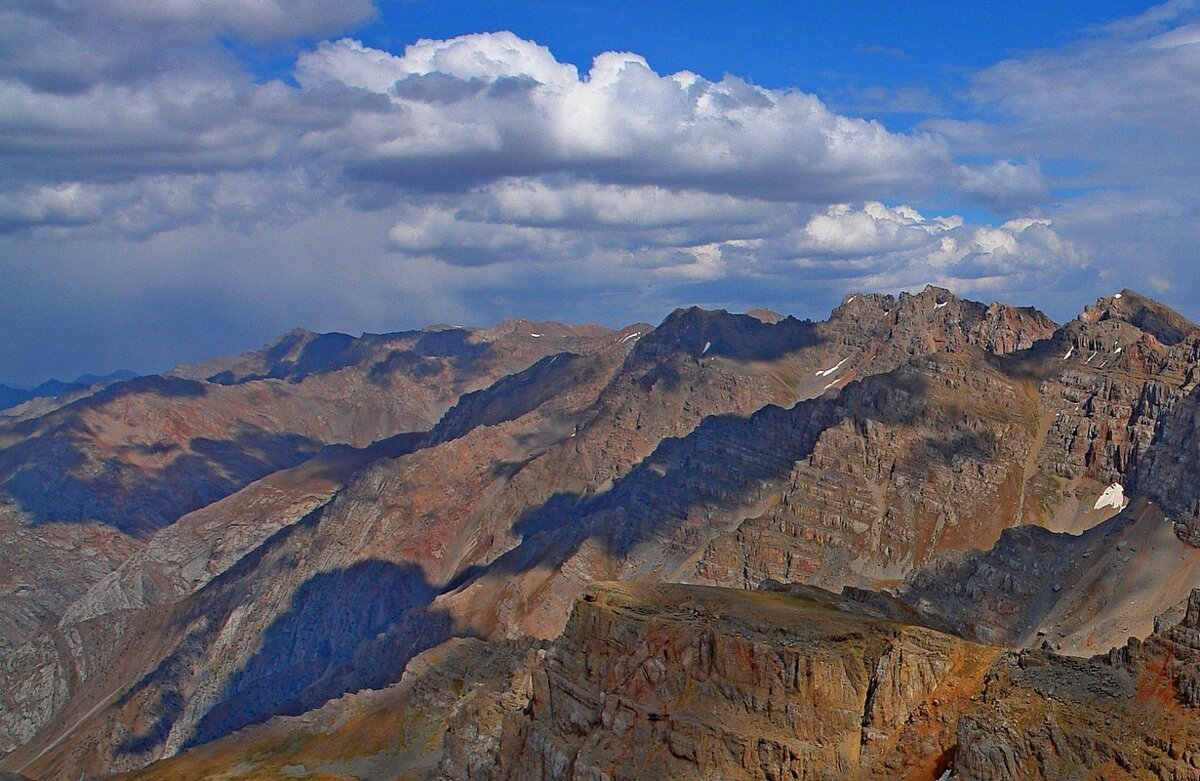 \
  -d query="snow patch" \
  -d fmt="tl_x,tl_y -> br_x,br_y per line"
1085,351 -> 1097,364
530,333 -> 542,337
846,295 -> 857,304
815,357 -> 849,377
823,379 -> 841,391
702,341 -> 712,354
1114,346 -> 1123,354
619,331 -> 642,344
1063,346 -> 1074,360
934,301 -> 948,310
1094,483 -> 1128,511
1114,293 -> 1123,299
